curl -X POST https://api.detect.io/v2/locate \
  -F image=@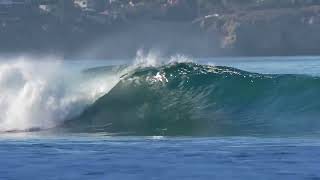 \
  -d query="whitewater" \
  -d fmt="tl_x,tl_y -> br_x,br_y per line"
0,57 -> 121,132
